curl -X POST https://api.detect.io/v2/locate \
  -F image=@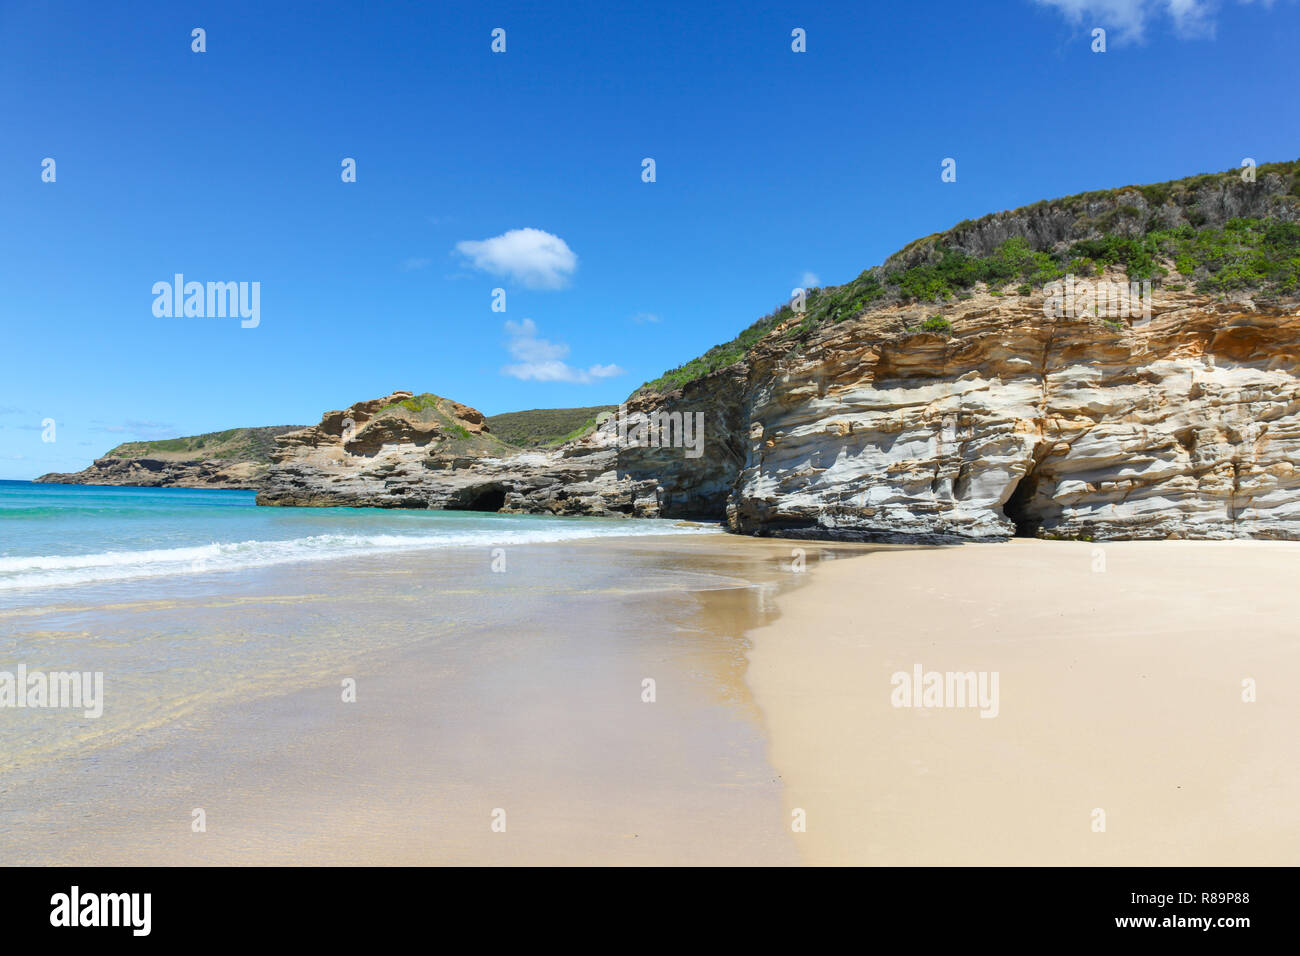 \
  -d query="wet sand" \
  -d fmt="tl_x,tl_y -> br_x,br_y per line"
745,538 -> 1300,865
1,533 -> 871,865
